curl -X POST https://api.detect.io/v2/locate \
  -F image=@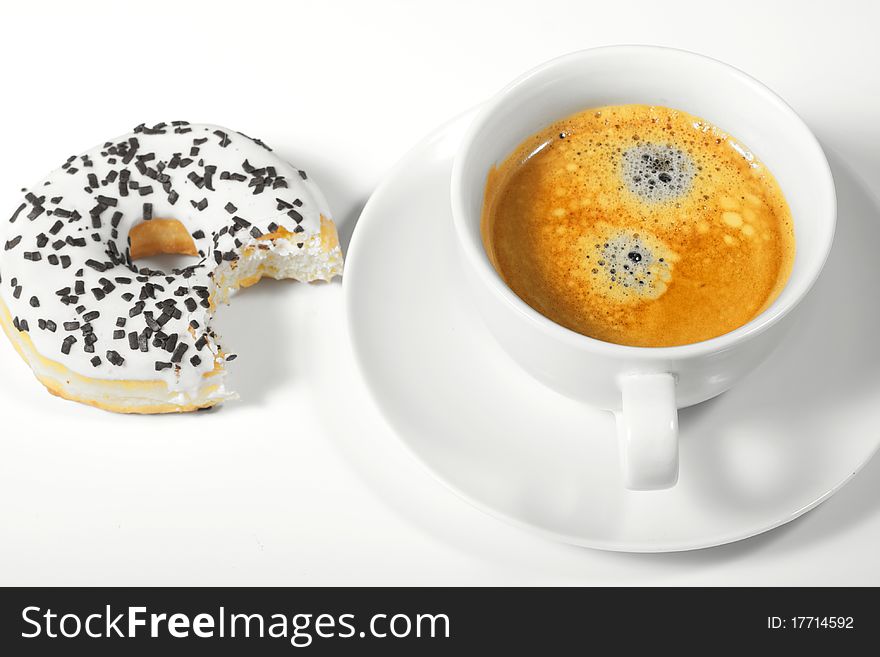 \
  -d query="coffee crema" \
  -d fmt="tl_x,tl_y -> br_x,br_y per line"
481,104 -> 796,347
